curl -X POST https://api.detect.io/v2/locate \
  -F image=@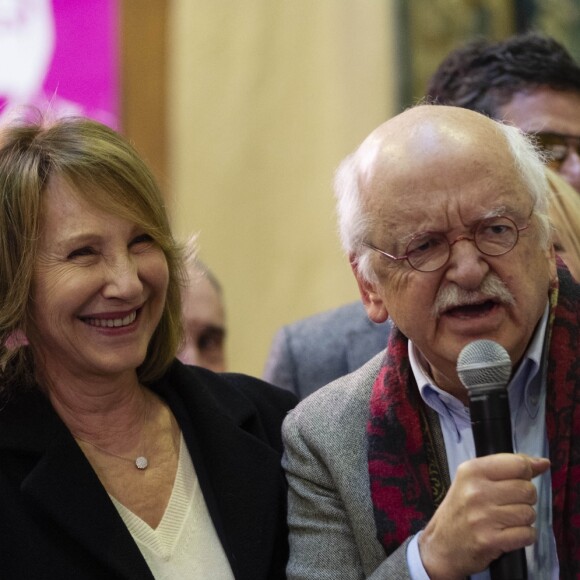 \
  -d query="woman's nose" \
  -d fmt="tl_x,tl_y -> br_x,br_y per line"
101,254 -> 143,299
